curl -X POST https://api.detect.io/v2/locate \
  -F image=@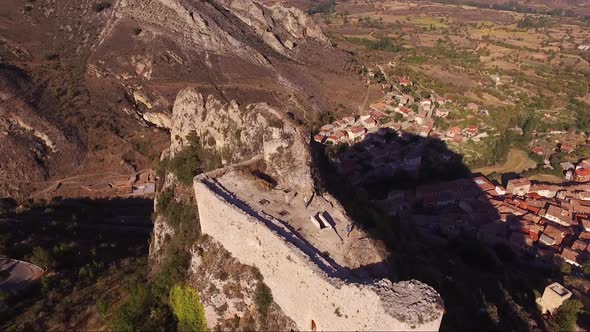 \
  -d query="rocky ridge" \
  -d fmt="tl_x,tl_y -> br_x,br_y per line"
169,88 -> 314,199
